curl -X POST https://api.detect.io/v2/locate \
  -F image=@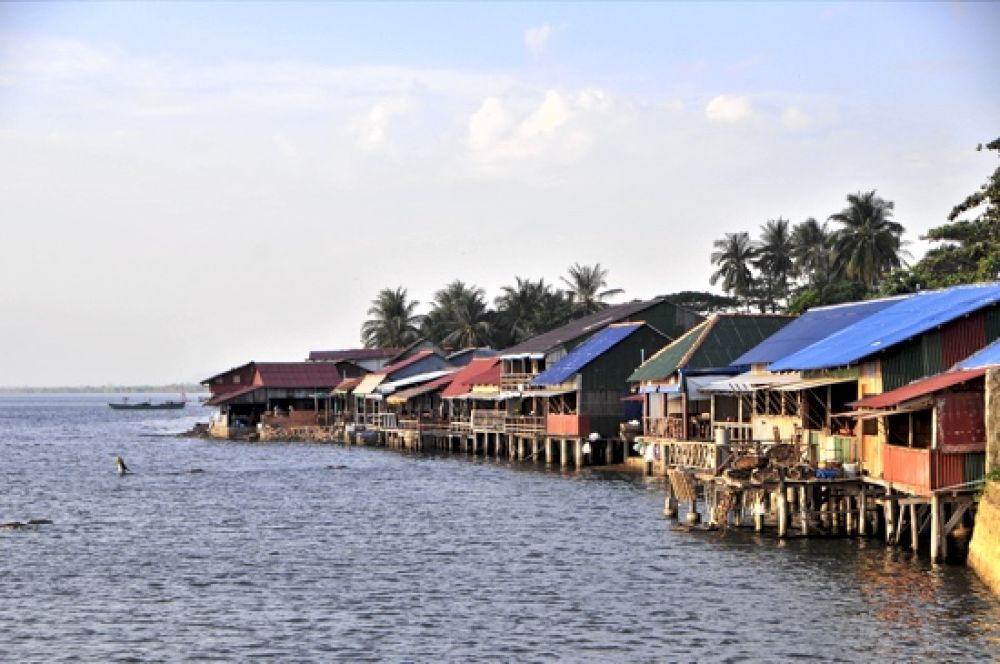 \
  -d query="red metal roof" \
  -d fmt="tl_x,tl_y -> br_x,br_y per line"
307,348 -> 400,362
441,358 -> 501,398
379,350 -> 435,376
205,385 -> 259,406
253,362 -> 343,389
386,373 -> 457,404
852,368 -> 987,410
333,376 -> 363,392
